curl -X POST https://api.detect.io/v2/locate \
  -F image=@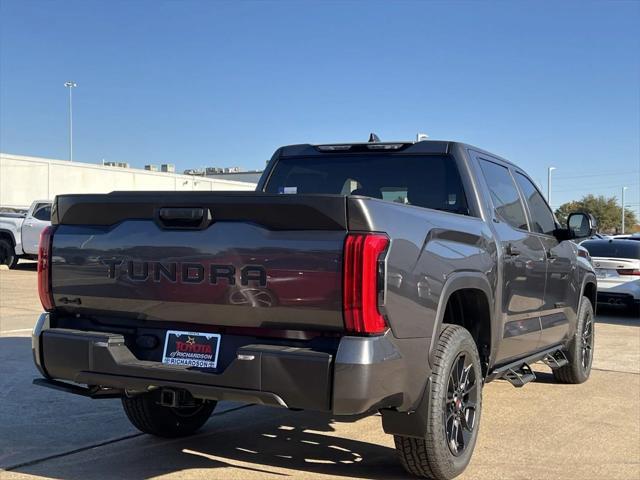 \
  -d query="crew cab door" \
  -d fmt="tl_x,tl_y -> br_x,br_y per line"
476,157 -> 546,363
513,172 -> 574,348
21,202 -> 51,255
